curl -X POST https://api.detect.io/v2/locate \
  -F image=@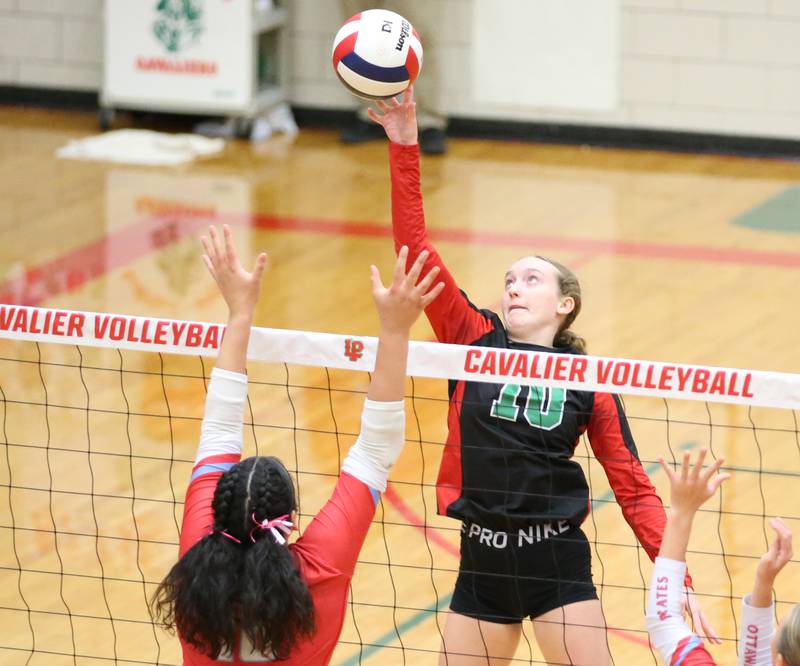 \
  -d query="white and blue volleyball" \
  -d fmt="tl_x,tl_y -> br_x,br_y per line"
332,9 -> 423,100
